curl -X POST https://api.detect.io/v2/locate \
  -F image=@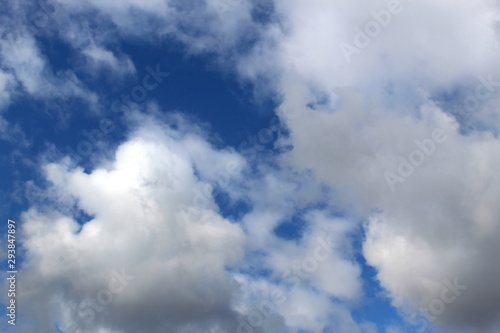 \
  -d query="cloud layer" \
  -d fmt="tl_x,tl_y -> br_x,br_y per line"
3,0 -> 500,332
